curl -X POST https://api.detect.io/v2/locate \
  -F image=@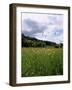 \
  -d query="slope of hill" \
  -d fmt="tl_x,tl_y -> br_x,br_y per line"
22,34 -> 58,47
